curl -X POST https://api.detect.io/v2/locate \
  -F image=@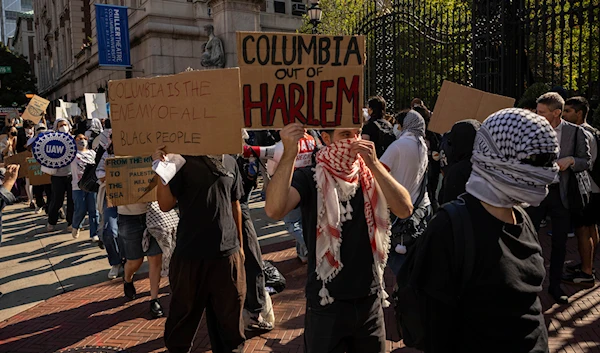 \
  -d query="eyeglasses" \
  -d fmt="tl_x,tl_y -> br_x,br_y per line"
520,153 -> 557,168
